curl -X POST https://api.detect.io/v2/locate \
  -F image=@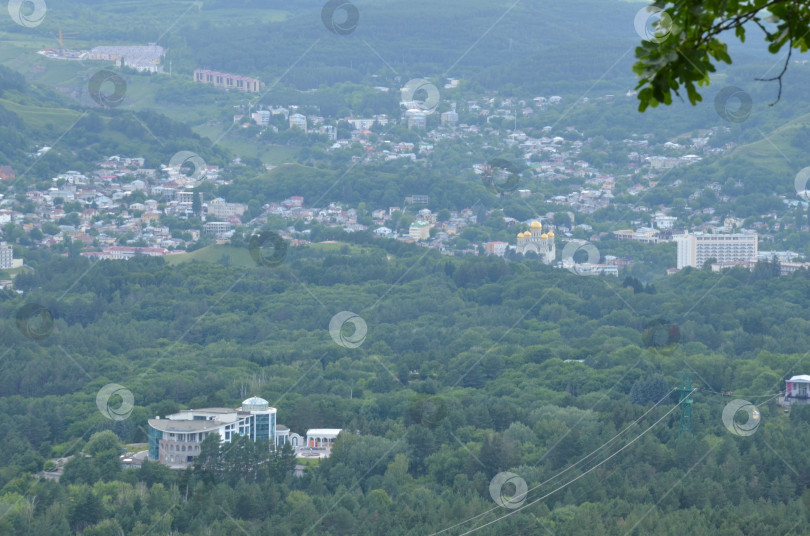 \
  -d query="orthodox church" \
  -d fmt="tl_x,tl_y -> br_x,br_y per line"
516,221 -> 555,264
